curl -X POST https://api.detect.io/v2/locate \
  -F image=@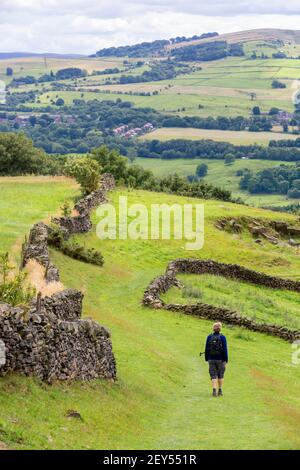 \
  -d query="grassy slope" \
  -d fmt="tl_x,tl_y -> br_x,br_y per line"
28,55 -> 298,118
0,179 -> 300,449
0,176 -> 77,253
133,157 -> 299,208
0,57 -> 124,84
